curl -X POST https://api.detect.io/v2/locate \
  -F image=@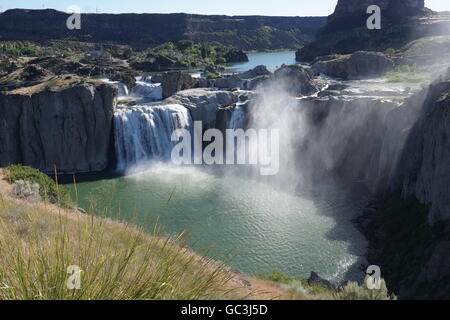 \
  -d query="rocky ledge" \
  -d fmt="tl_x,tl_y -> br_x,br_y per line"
312,51 -> 394,79
153,64 -> 320,99
0,76 -> 117,173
